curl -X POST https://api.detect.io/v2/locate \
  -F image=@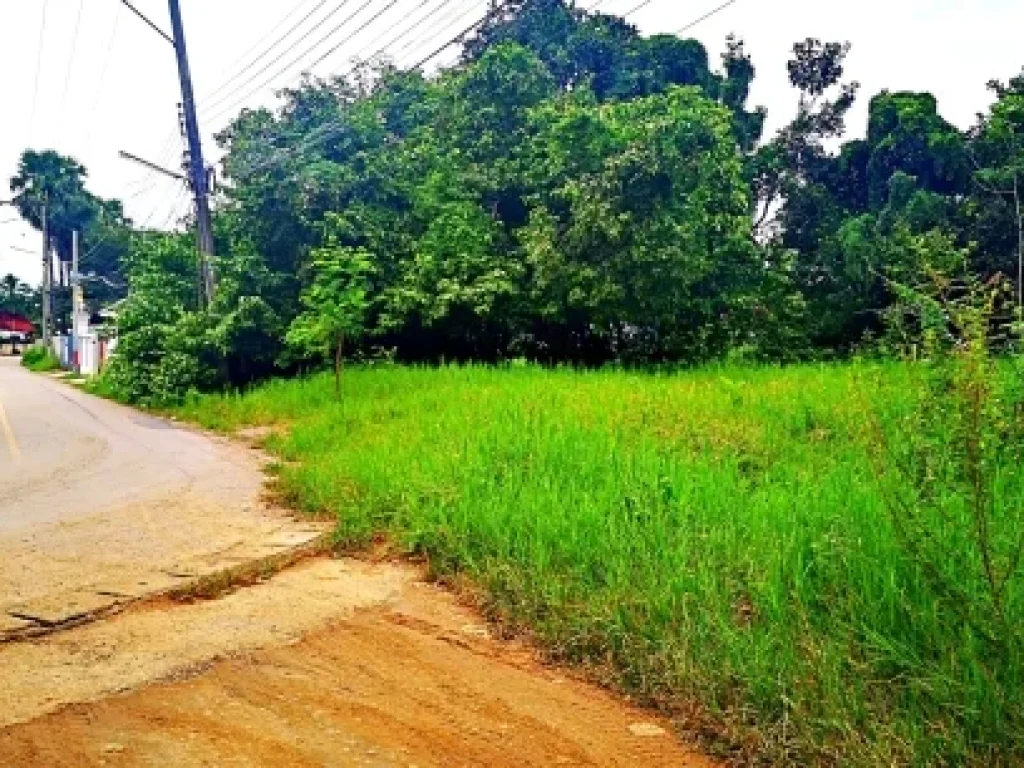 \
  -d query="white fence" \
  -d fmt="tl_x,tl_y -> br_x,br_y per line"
51,334 -> 118,376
